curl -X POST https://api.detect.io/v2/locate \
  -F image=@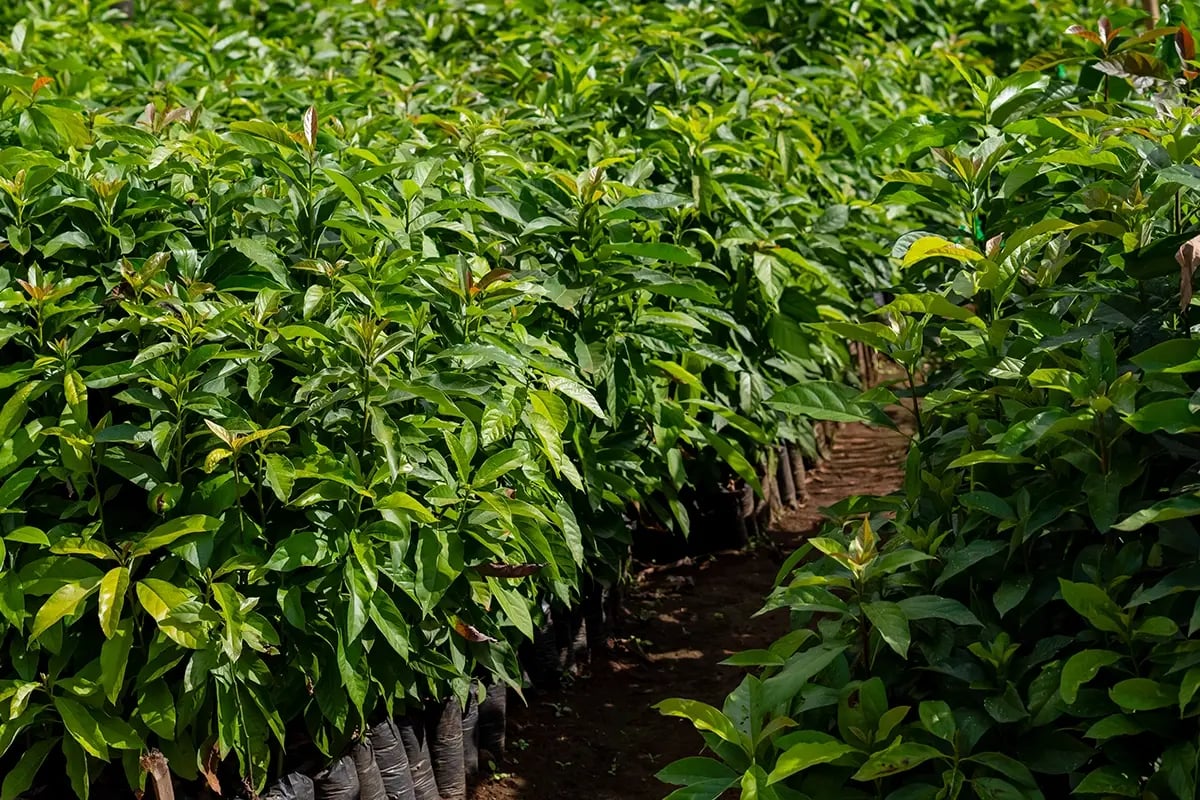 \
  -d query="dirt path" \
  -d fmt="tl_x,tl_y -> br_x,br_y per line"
472,419 -> 910,800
